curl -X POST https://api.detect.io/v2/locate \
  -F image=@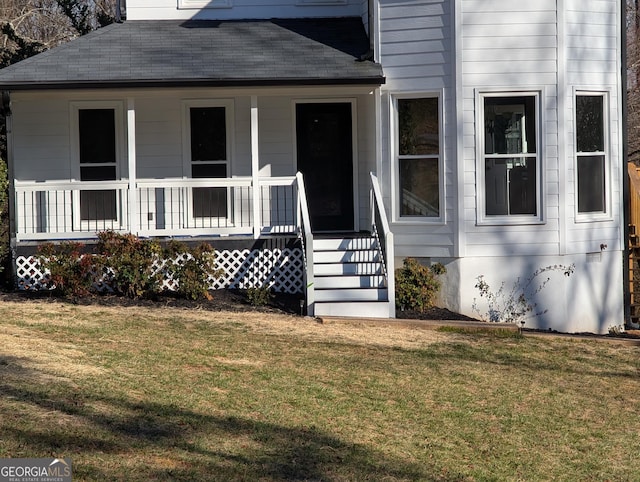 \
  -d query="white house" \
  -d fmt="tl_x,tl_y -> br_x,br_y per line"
0,0 -> 625,333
